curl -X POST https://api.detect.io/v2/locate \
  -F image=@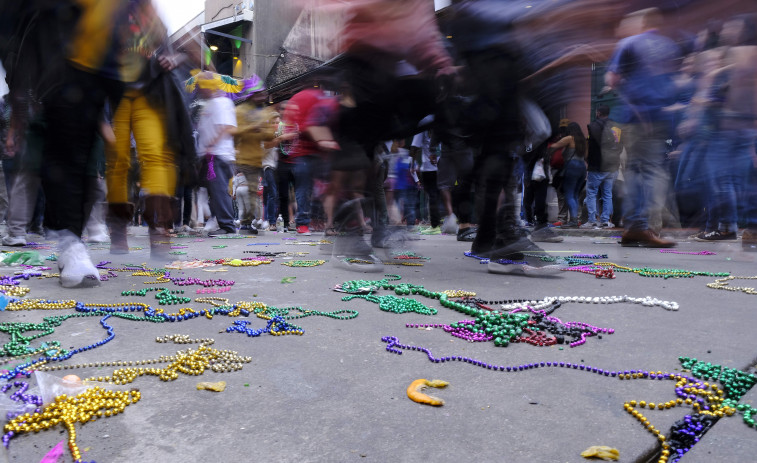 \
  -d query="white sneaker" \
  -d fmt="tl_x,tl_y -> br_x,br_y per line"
203,217 -> 218,232
2,235 -> 26,247
260,221 -> 270,230
441,214 -> 459,235
86,224 -> 109,243
579,222 -> 599,229
57,236 -> 100,288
